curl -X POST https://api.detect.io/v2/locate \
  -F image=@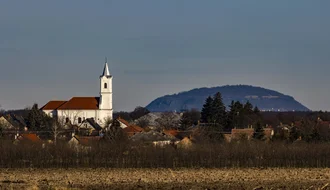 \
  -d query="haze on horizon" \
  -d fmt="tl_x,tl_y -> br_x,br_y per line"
0,0 -> 329,111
